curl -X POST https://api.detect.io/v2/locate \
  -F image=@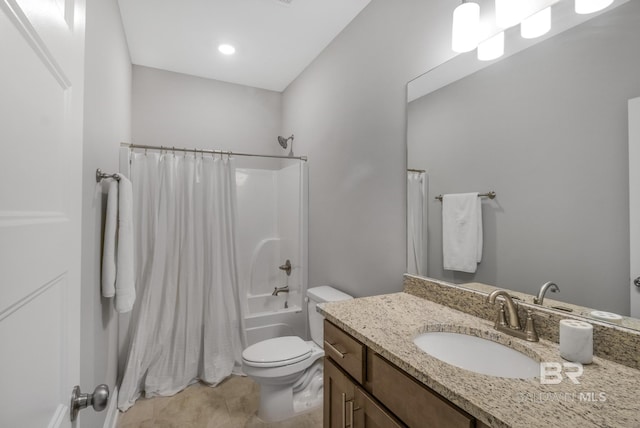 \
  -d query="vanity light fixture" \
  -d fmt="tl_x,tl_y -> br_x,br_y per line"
453,0 -> 615,60
575,0 -> 614,14
495,0 -> 523,28
521,7 -> 551,39
451,0 -> 480,53
477,31 -> 504,61
218,44 -> 236,55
